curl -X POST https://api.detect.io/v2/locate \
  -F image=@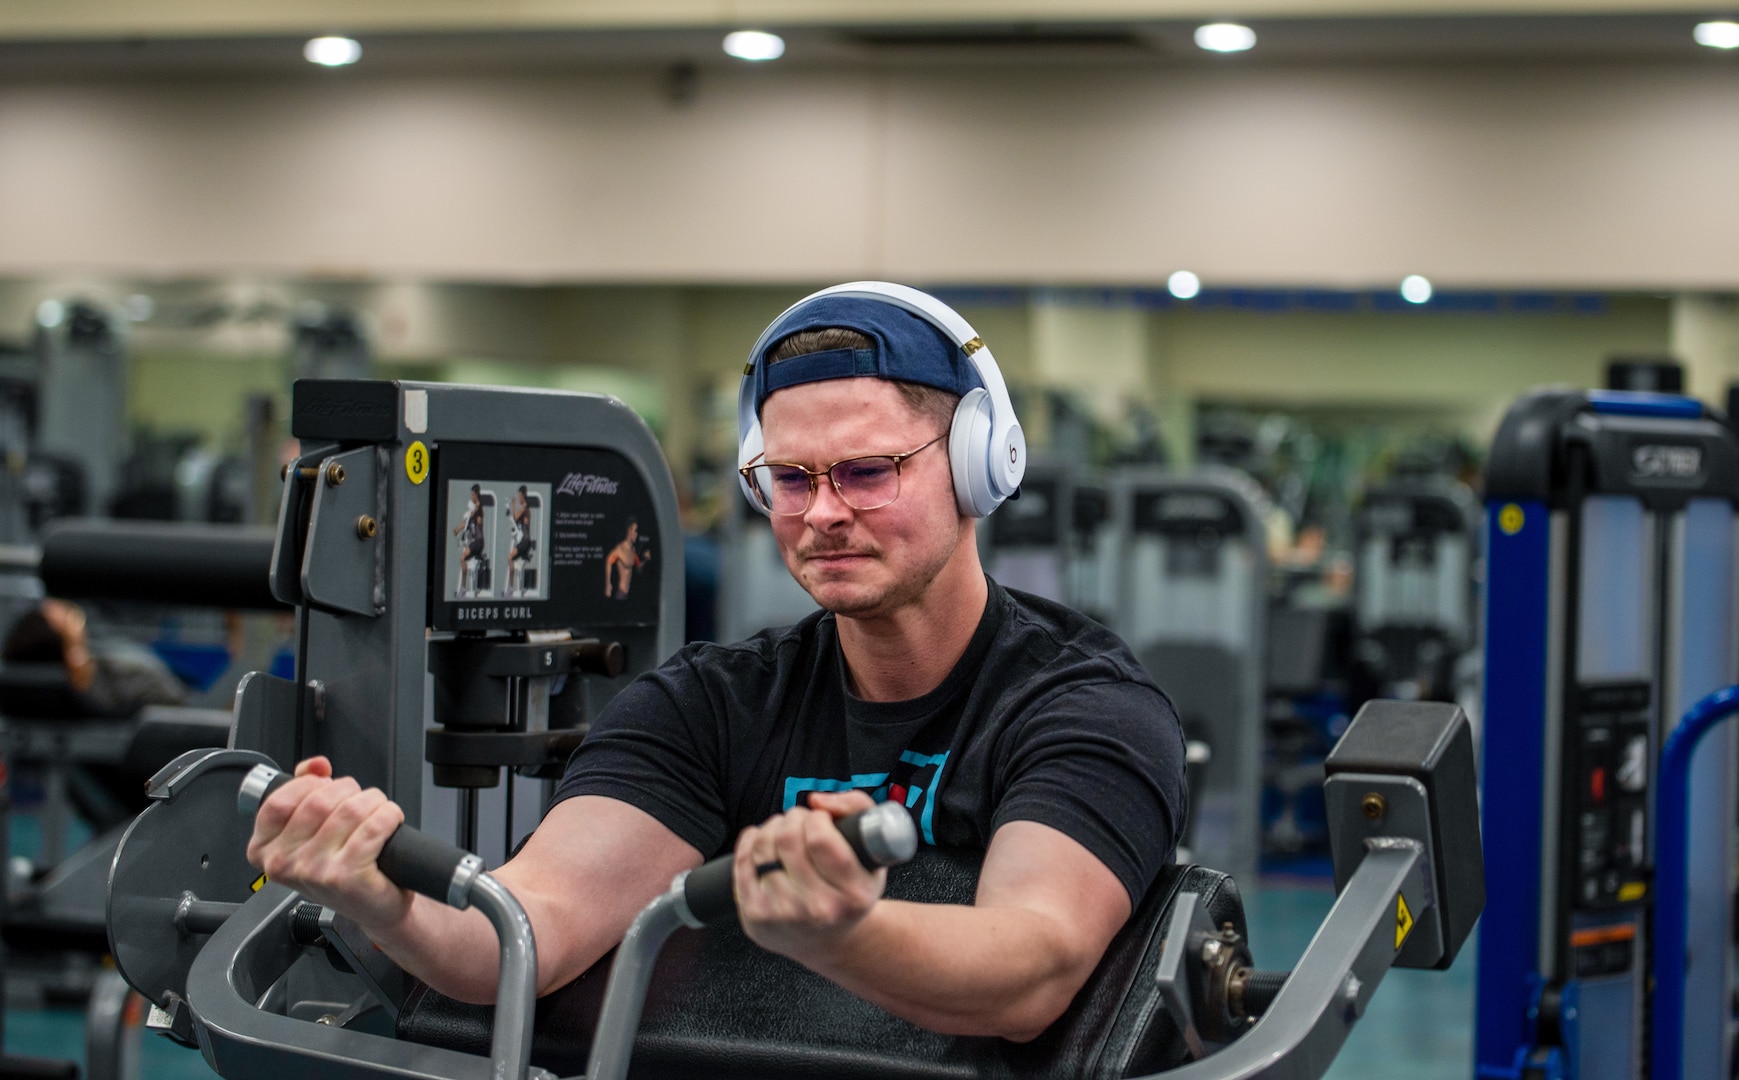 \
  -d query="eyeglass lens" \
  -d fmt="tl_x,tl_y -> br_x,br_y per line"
748,457 -> 902,515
